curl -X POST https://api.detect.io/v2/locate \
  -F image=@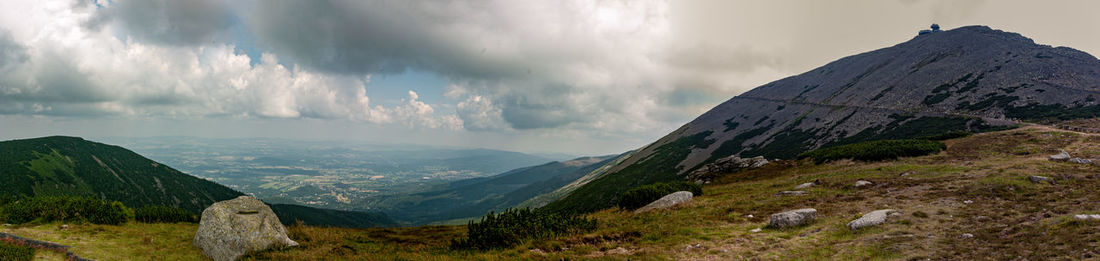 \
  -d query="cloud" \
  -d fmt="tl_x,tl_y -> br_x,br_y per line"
84,0 -> 234,46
